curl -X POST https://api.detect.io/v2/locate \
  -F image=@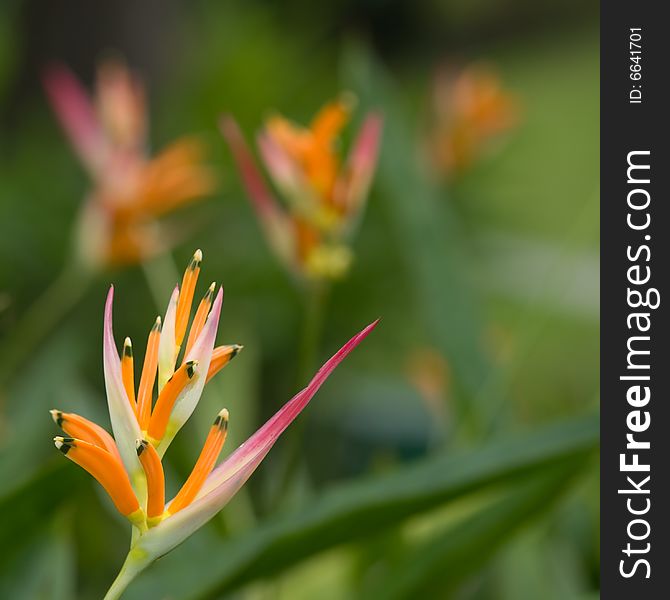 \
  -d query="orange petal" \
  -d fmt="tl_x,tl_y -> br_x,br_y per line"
206,345 -> 243,384
310,95 -> 354,145
136,439 -> 166,525
147,360 -> 198,444
121,337 -> 136,409
138,160 -> 216,218
51,410 -> 122,465
137,316 -> 161,430
184,282 -> 216,358
266,115 -> 310,159
167,409 -> 228,515
54,436 -> 143,524
304,96 -> 355,200
175,250 -> 202,349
